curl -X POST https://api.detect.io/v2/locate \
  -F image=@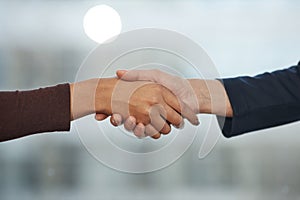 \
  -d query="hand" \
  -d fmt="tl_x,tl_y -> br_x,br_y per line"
96,70 -> 200,138
96,69 -> 232,139
71,78 -> 184,138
